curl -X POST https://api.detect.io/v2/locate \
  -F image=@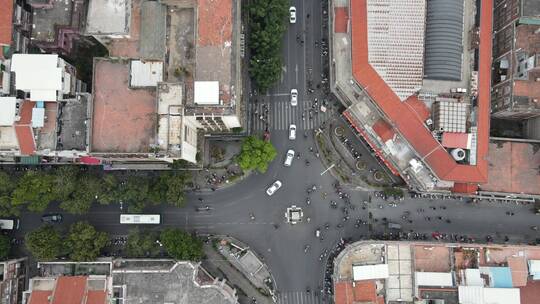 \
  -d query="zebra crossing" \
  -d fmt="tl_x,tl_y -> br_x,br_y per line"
276,291 -> 324,304
250,100 -> 333,131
